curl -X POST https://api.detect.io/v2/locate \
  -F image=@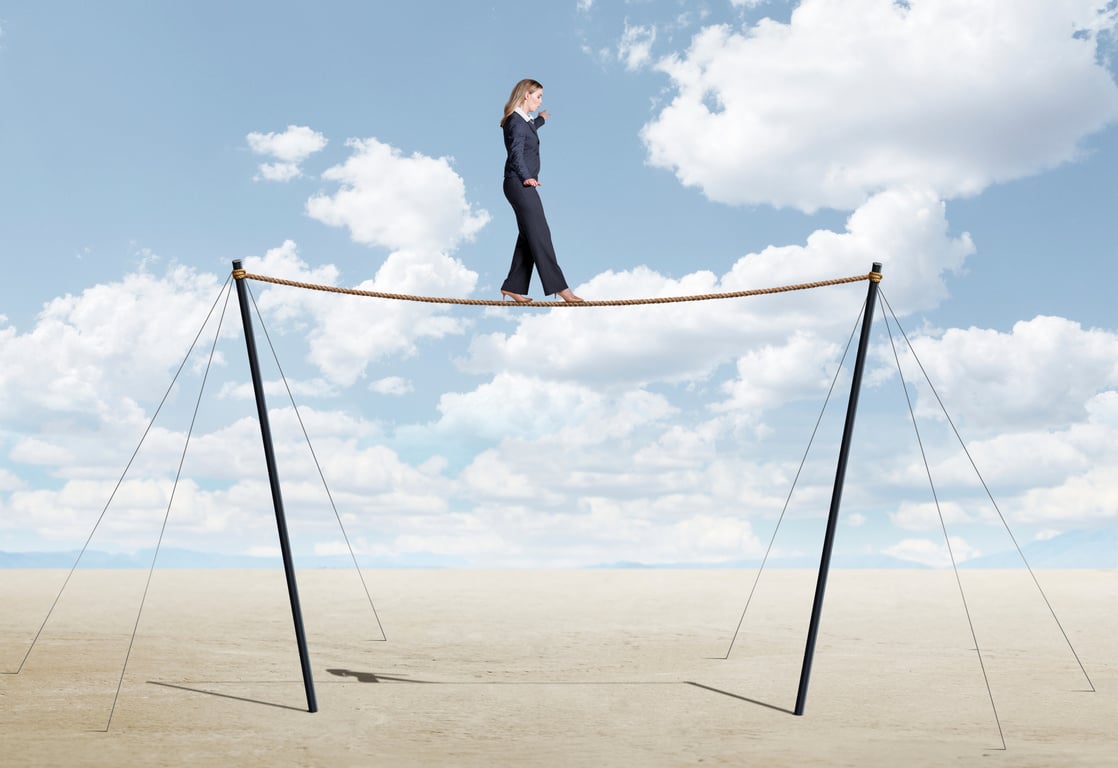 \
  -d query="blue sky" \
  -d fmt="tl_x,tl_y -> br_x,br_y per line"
1,0 -> 1116,567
